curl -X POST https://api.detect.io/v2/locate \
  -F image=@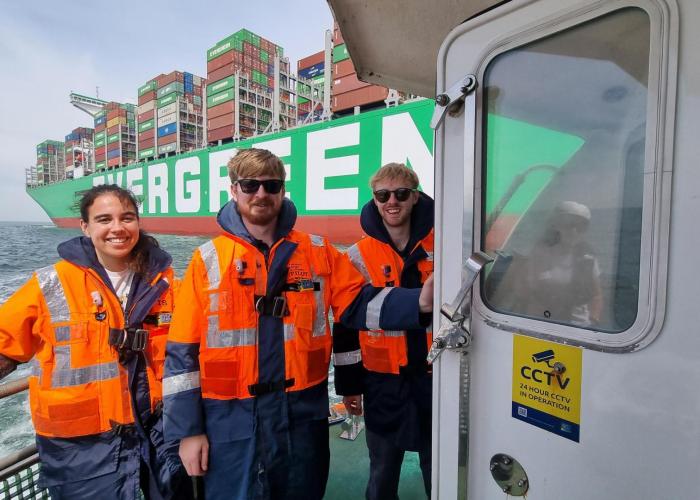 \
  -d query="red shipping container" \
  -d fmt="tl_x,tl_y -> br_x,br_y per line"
95,123 -> 106,133
107,108 -> 127,120
106,125 -> 119,136
107,141 -> 120,152
298,50 -> 324,71
208,50 -> 242,73
332,85 -> 389,112
243,42 -> 253,55
208,125 -> 235,143
332,73 -> 371,95
208,100 -> 235,119
333,22 -> 344,46
156,71 -> 184,88
107,157 -> 120,167
95,152 -> 106,162
333,59 -> 355,78
139,137 -> 155,149
138,110 -> 155,122
139,128 -> 155,141
208,114 -> 234,130
159,134 -> 177,146
138,92 -> 157,106
208,63 -> 242,83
